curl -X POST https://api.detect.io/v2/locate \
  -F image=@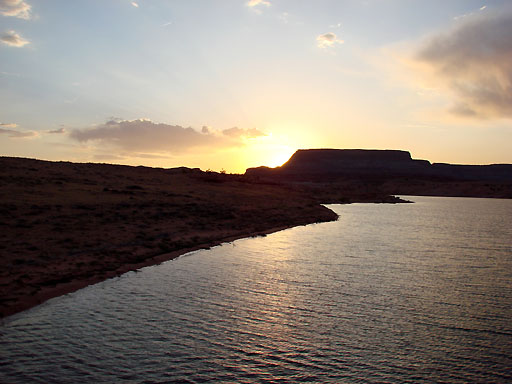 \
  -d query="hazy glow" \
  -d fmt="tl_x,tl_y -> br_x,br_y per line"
1,0 -> 511,172
244,134 -> 297,169
266,148 -> 295,167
